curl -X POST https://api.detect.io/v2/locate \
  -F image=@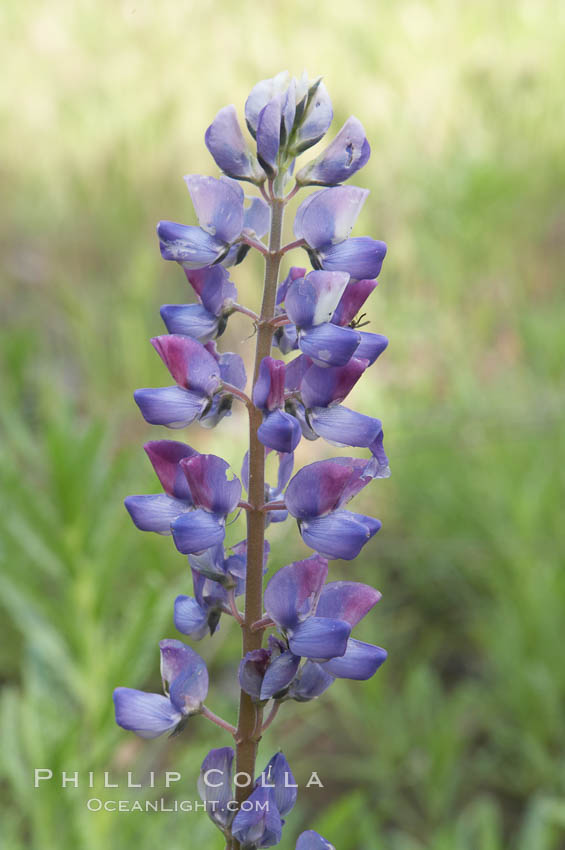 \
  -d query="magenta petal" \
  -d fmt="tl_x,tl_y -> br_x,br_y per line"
300,358 -> 367,408
184,264 -> 238,316
288,617 -> 351,660
151,335 -> 221,395
316,582 -> 381,627
320,638 -> 387,680
332,278 -> 379,327
253,357 -> 286,410
264,555 -> 328,630
144,440 -> 198,501
285,456 -> 377,518
184,174 -> 244,245
180,454 -> 241,515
